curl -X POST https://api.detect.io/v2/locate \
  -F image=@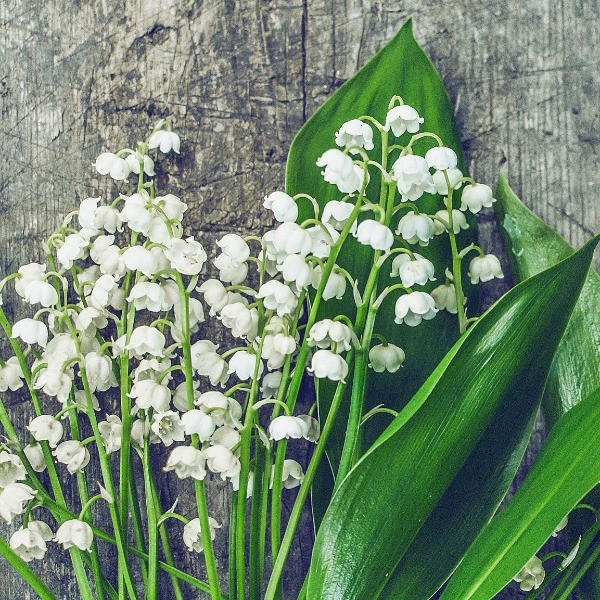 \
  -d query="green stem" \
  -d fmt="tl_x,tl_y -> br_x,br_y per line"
249,442 -> 267,599
129,476 -> 149,589
143,436 -> 158,600
264,354 -> 354,599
